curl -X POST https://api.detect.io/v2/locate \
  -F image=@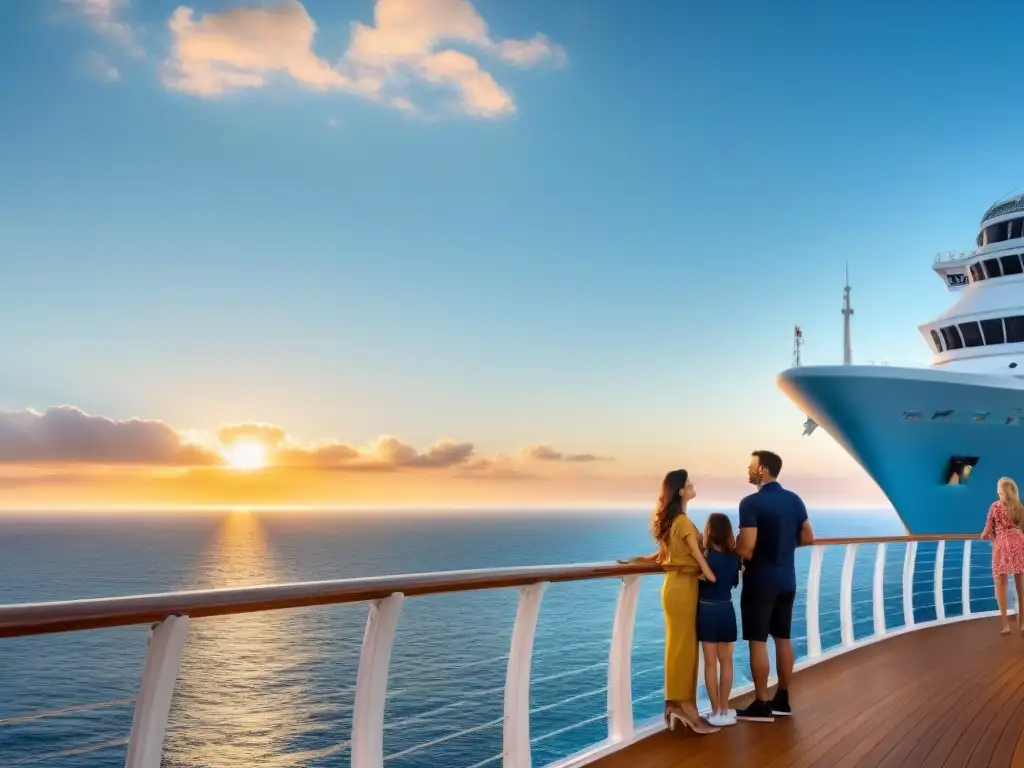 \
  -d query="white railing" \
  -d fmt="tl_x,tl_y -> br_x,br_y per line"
934,250 -> 977,263
0,534 -> 1004,768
